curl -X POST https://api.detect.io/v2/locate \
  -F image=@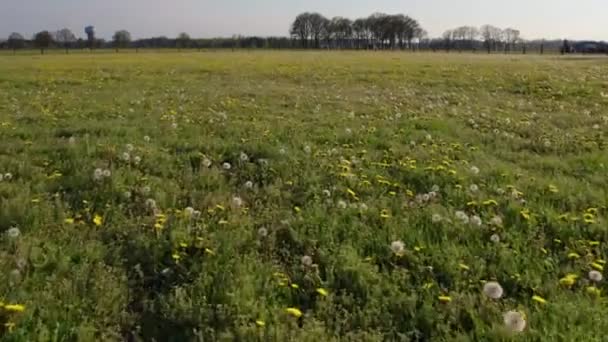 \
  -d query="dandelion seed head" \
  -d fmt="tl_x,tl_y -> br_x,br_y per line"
322,189 -> 331,198
102,169 -> 111,178
359,203 -> 368,211
202,158 -> 212,168
503,311 -> 526,333
184,207 -> 195,217
589,270 -> 603,282
7,227 -> 21,238
490,234 -> 501,243
4,173 -> 13,181
123,191 -> 132,199
144,135 -> 151,142
126,144 -> 134,152
121,152 -> 131,162
68,136 -> 76,145
222,162 -> 232,170
337,200 -> 347,209
455,211 -> 469,223
232,196 -> 243,207
483,281 -> 504,299
490,216 -> 503,227
304,145 -> 312,154
301,255 -> 313,267
470,215 -> 483,227
145,198 -> 157,209
239,152 -> 249,162
469,184 -> 479,193
93,168 -> 103,181
133,156 -> 141,165
390,240 -> 405,255
244,181 -> 254,189
470,166 -> 480,175
432,214 -> 442,223
257,227 -> 268,238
